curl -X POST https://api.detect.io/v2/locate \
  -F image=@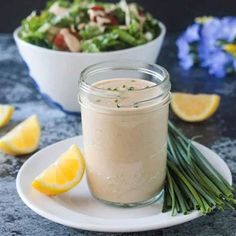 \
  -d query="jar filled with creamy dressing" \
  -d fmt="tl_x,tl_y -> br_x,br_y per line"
79,61 -> 171,207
